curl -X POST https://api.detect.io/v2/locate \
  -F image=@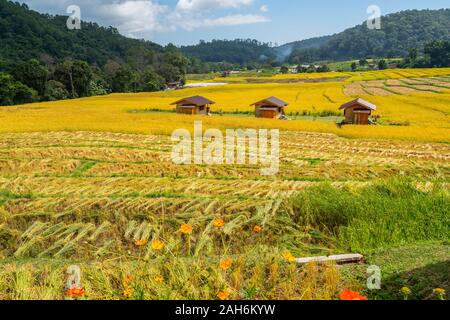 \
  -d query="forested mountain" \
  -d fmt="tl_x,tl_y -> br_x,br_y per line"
0,1 -> 165,67
181,39 -> 277,66
0,0 -> 189,105
275,36 -> 332,61
287,9 -> 450,63
180,9 -> 450,65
